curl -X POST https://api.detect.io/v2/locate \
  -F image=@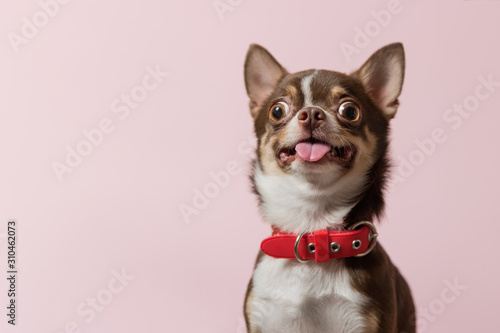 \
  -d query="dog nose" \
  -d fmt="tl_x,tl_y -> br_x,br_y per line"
298,107 -> 325,129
